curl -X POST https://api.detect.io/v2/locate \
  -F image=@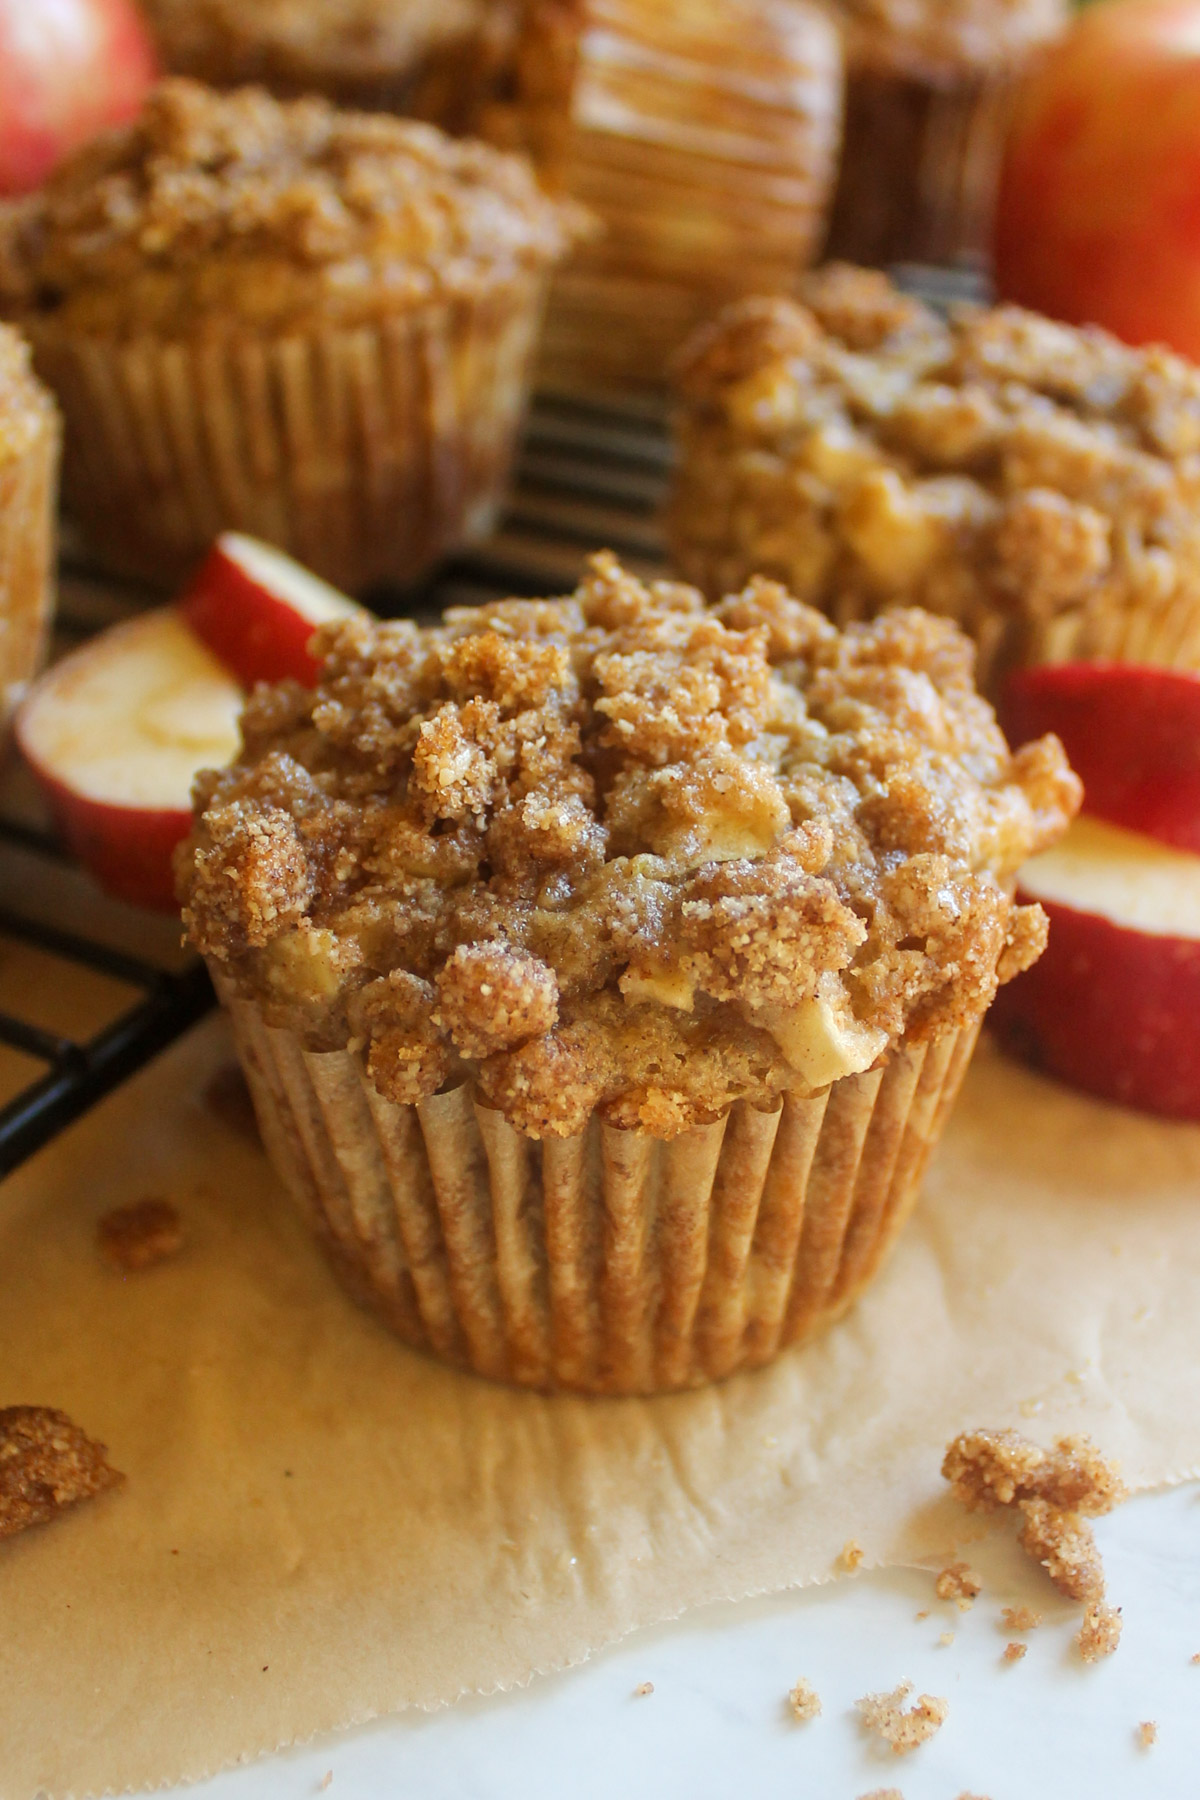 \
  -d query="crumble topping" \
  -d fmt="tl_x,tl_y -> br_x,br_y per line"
180,552 -> 1077,1140
935,1560 -> 981,1607
788,1677 -> 821,1721
856,1681 -> 948,1754
1138,1721 -> 1158,1749
0,79 -> 573,337
97,1198 -> 185,1272
670,264 -> 1200,690
1000,1604 -> 1041,1632
943,1428 -> 1126,1607
1001,1641 -> 1026,1663
1076,1601 -> 1123,1664
0,1406 -> 123,1540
